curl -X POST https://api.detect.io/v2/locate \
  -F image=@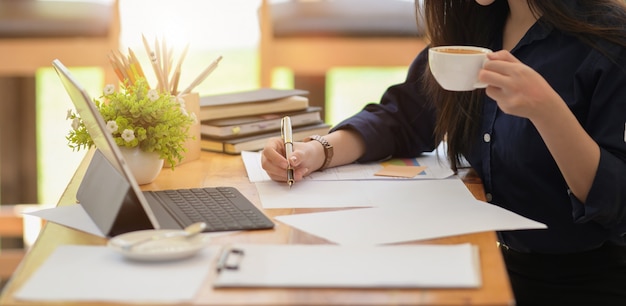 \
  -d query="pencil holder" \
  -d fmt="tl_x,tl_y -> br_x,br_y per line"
164,92 -> 201,167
